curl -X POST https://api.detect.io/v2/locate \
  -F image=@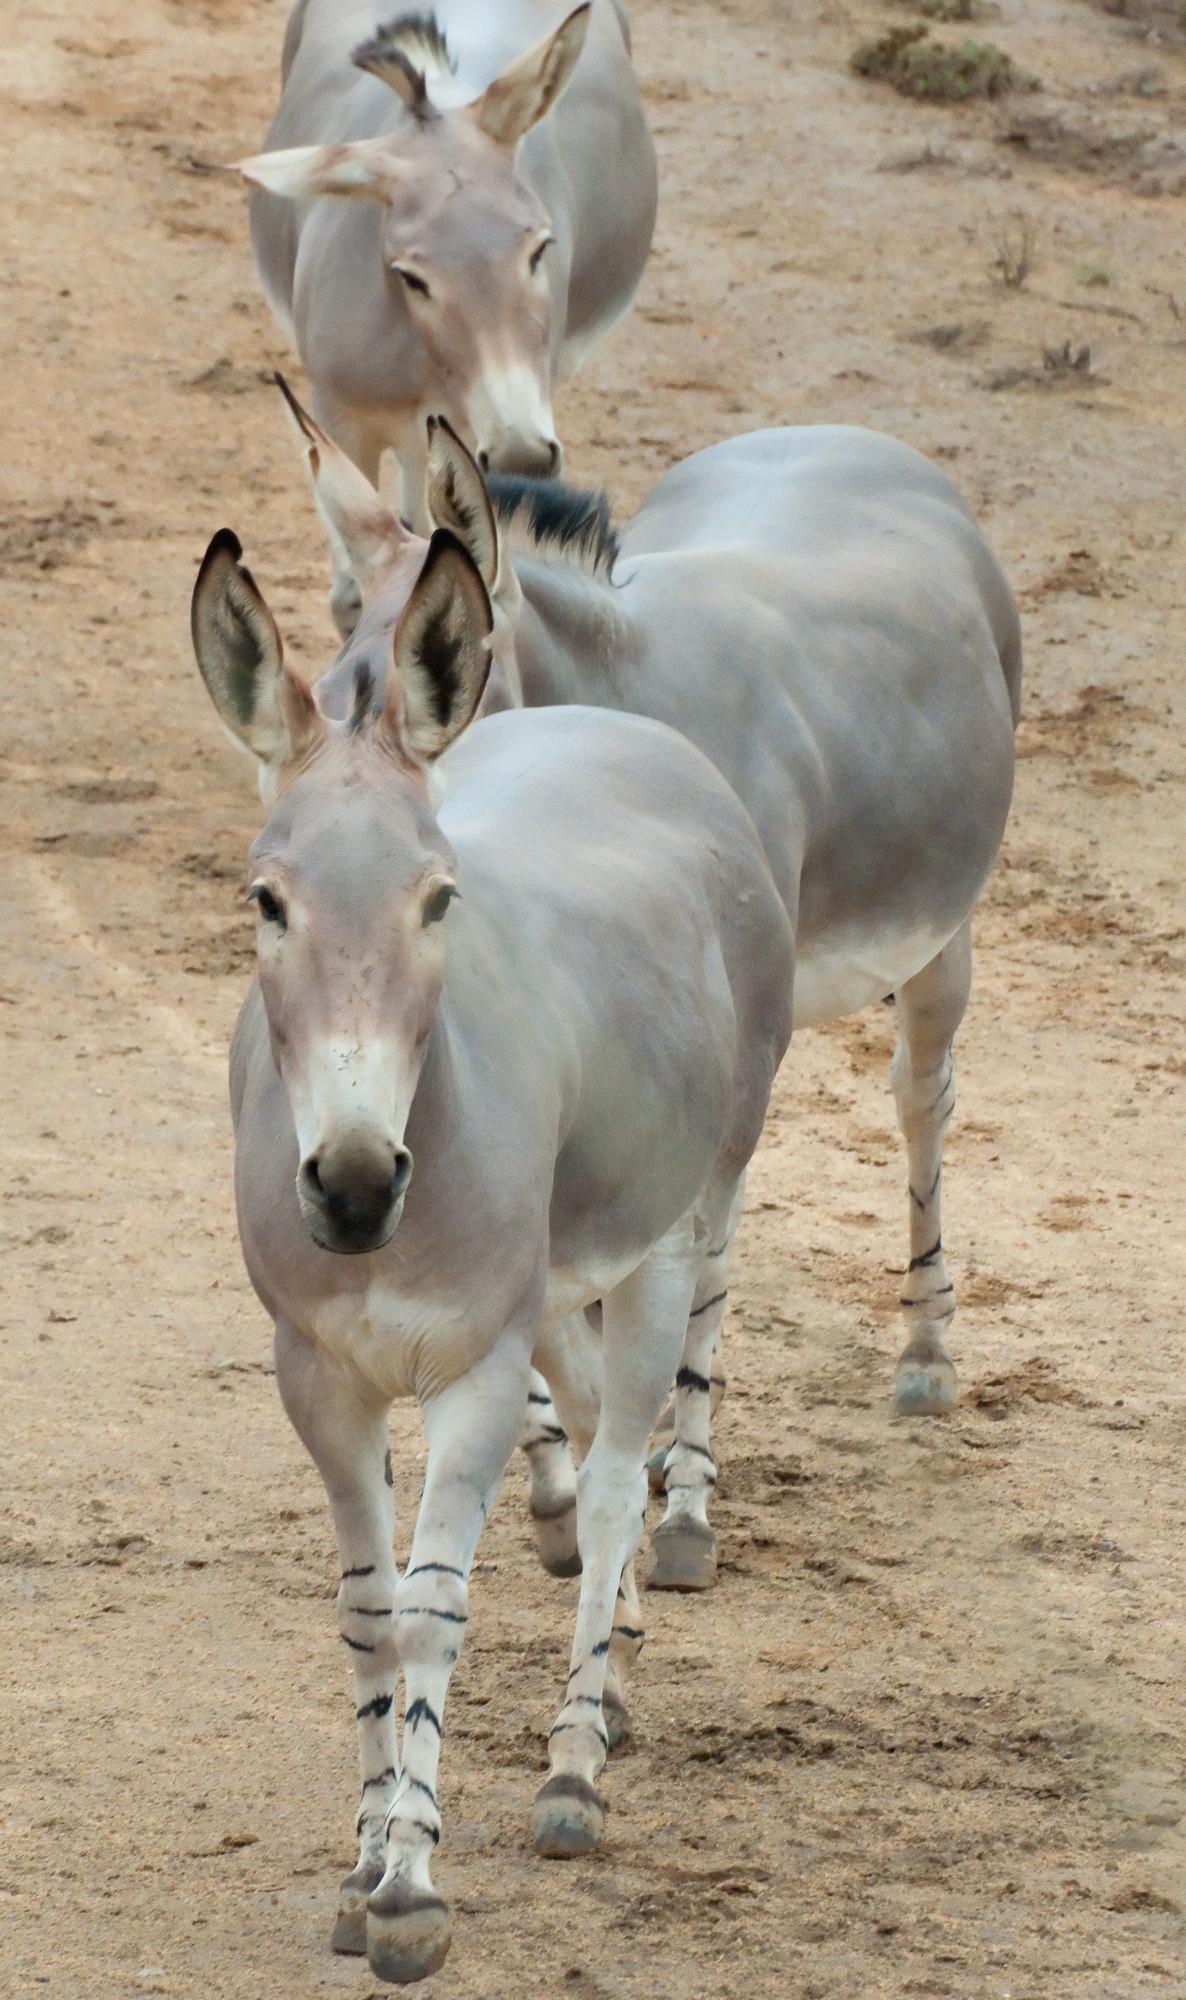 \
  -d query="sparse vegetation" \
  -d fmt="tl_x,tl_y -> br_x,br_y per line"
992,215 -> 1038,288
1078,261 -> 1112,287
987,341 -> 1098,390
1087,0 -> 1186,43
911,0 -> 996,19
880,140 -> 957,173
909,320 -> 991,352
851,26 -> 1039,102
